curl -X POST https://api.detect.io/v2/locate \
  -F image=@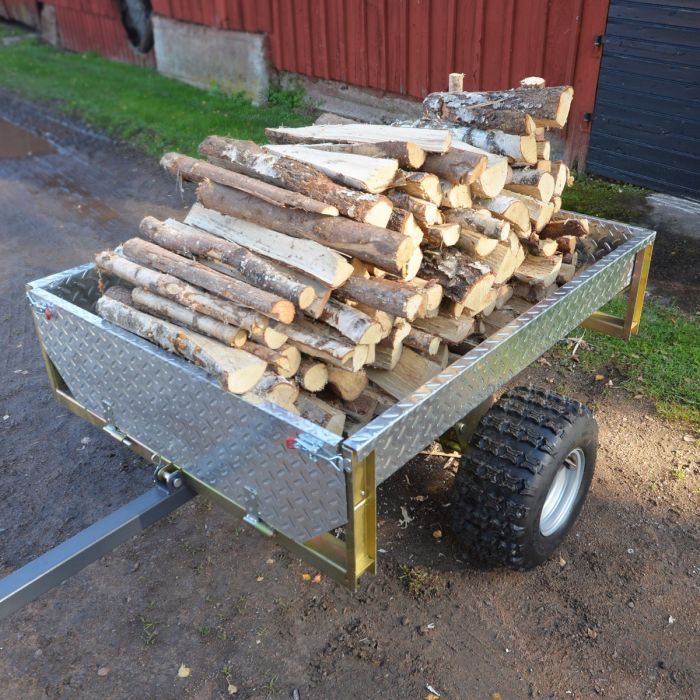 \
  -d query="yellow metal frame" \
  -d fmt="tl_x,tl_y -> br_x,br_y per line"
582,244 -> 653,340
35,325 -> 377,591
